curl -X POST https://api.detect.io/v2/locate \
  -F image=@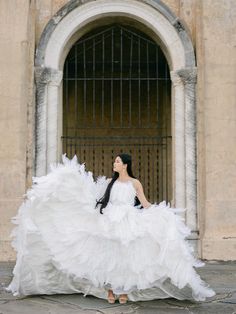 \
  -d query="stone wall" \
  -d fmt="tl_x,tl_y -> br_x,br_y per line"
0,0 -> 235,261
0,0 -> 35,260
196,0 -> 236,260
